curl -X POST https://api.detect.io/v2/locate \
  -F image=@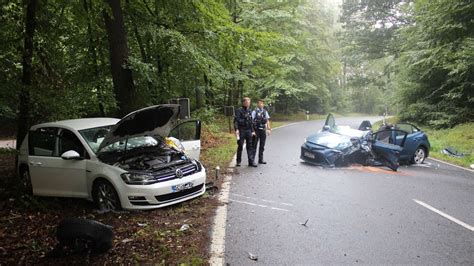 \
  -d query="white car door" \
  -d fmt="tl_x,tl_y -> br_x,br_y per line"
28,127 -> 60,195
28,127 -> 88,197
169,120 -> 201,160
